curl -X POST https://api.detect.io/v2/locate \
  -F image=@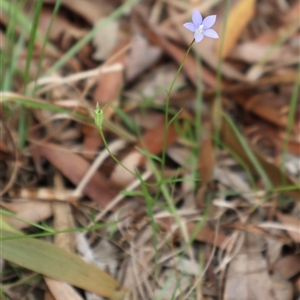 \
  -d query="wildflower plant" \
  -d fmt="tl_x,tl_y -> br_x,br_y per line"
93,11 -> 219,282
94,9 -> 219,178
